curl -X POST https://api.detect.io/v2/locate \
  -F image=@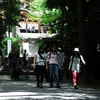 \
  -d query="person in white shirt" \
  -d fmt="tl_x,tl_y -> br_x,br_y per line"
68,47 -> 86,89
33,46 -> 48,88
